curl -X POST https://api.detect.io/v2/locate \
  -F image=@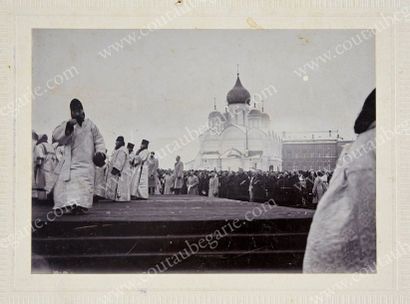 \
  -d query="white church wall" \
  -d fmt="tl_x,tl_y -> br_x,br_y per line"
219,125 -> 246,154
